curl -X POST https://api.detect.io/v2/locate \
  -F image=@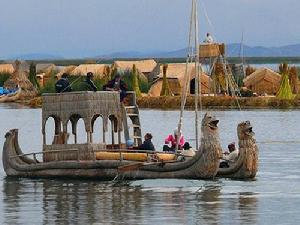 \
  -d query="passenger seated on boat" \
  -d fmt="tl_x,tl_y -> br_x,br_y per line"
138,133 -> 155,151
82,72 -> 97,92
183,142 -> 191,150
55,73 -> 72,93
180,142 -> 196,157
219,142 -> 239,168
103,74 -> 127,102
126,139 -> 134,150
163,129 -> 185,152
